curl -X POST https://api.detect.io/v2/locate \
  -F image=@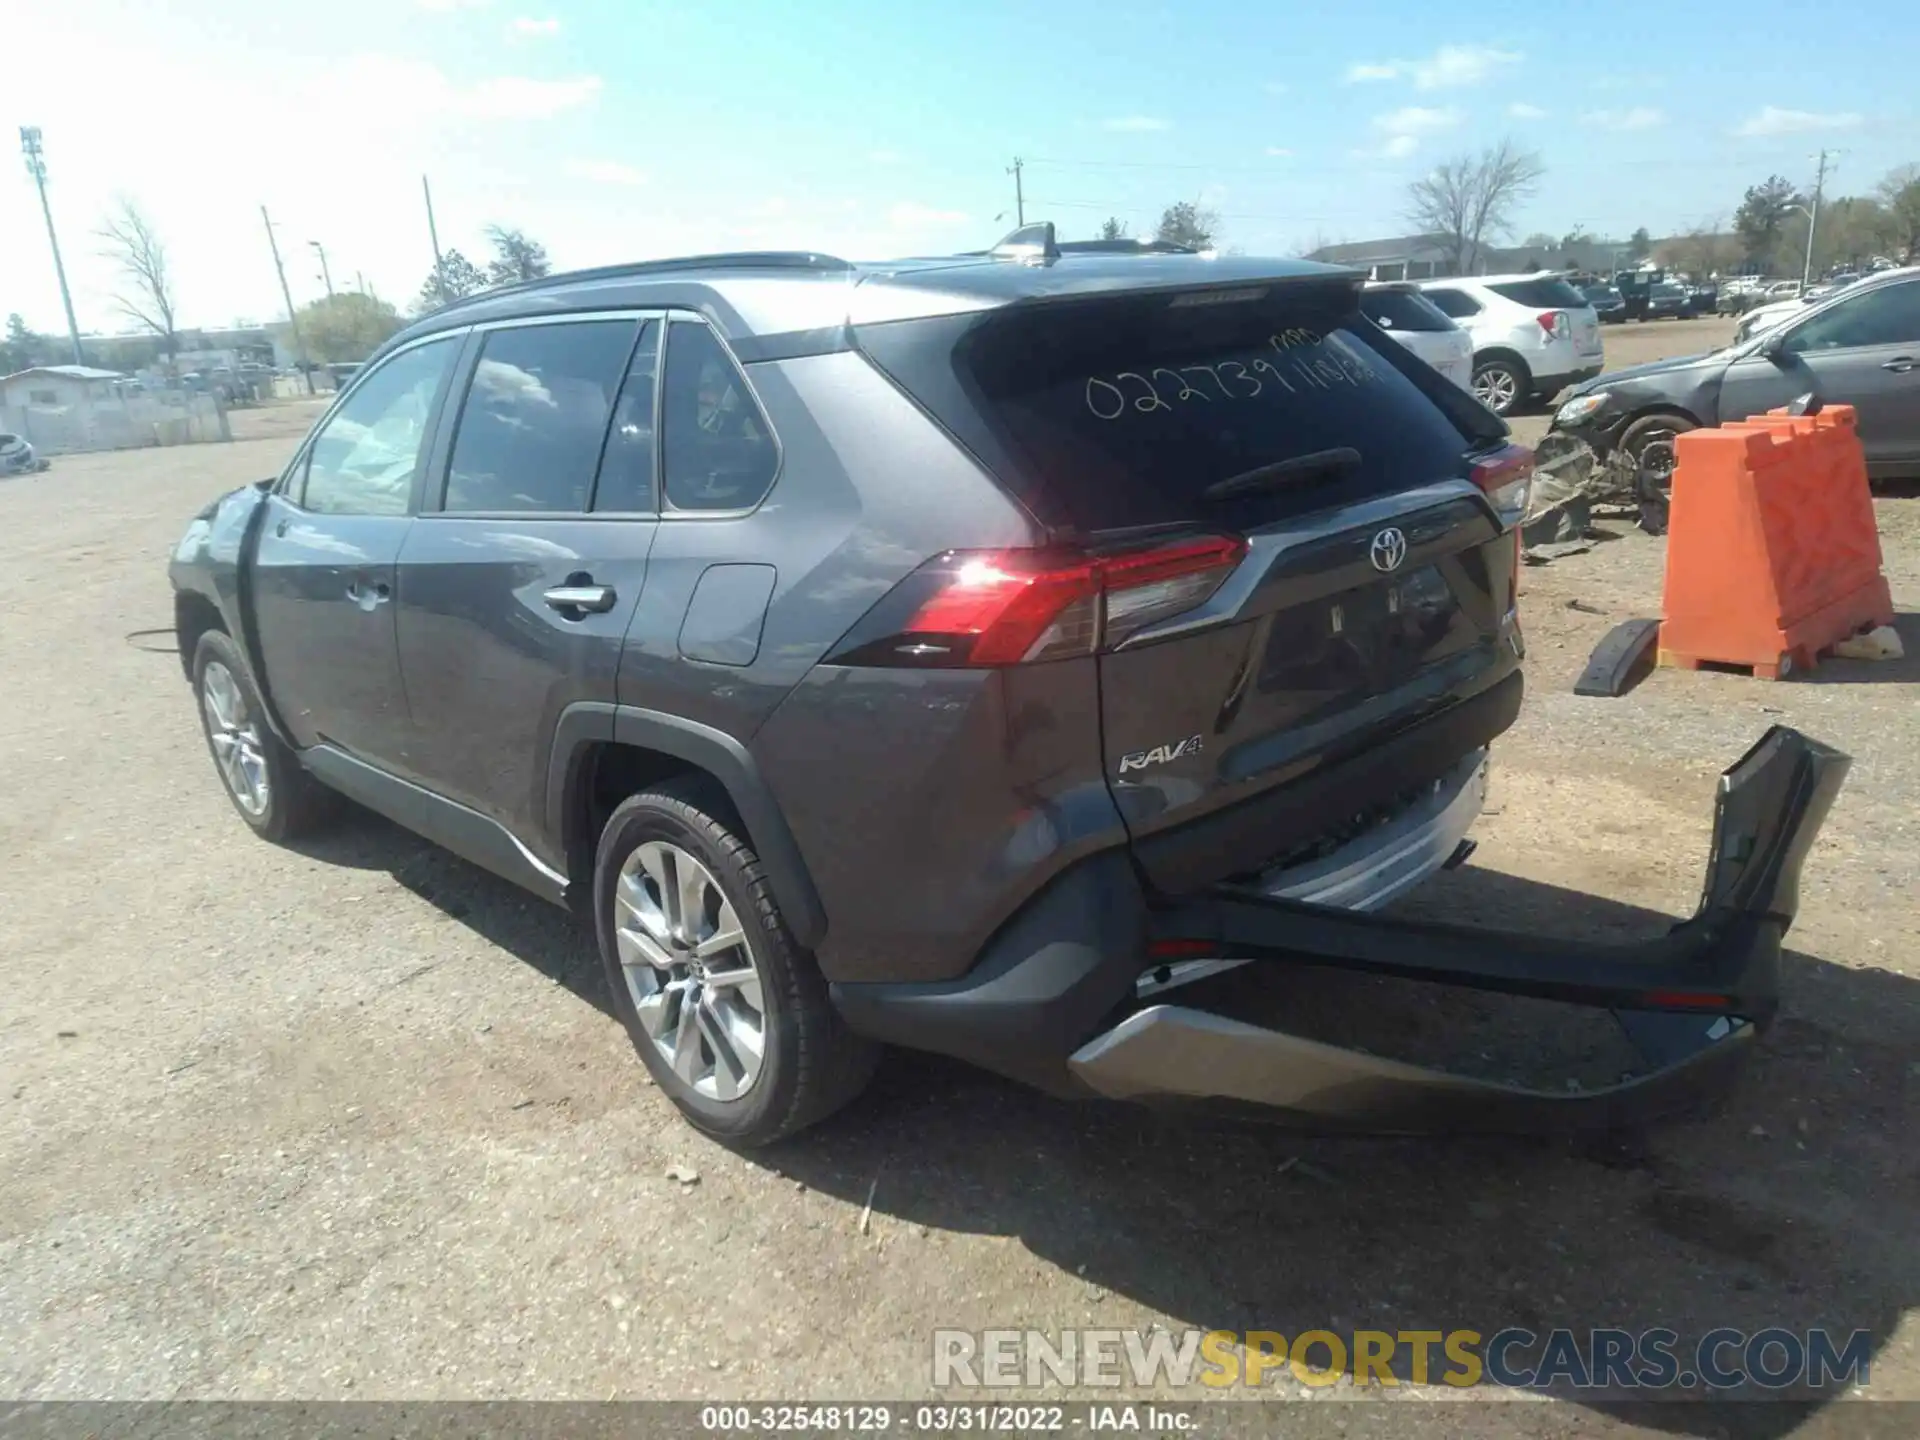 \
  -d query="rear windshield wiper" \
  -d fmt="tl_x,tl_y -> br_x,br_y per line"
1201,447 -> 1361,502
